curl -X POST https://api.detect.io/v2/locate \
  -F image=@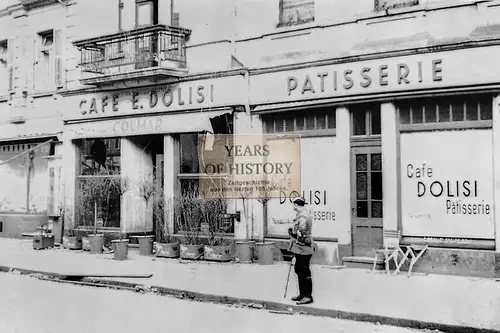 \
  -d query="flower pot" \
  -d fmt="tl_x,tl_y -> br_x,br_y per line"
154,242 -> 180,258
204,245 -> 233,262
88,234 -> 104,254
235,241 -> 255,263
255,242 -> 275,265
82,237 -> 90,251
63,236 -> 82,250
180,244 -> 204,260
137,236 -> 154,256
112,239 -> 129,260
